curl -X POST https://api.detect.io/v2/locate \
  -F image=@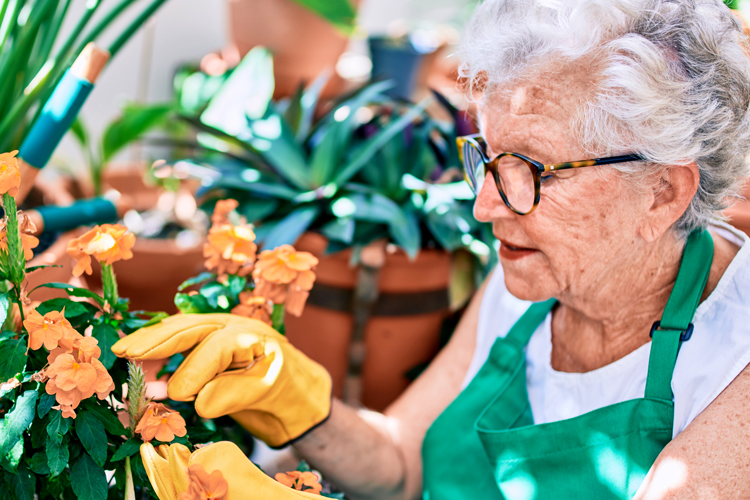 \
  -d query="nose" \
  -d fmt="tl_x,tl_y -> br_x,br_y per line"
473,174 -> 516,223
